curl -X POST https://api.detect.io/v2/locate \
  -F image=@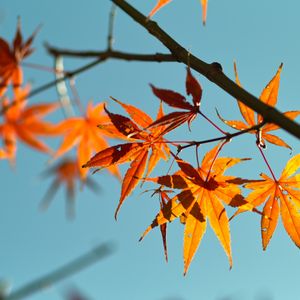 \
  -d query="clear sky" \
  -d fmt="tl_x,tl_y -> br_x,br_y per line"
0,1 -> 299,300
